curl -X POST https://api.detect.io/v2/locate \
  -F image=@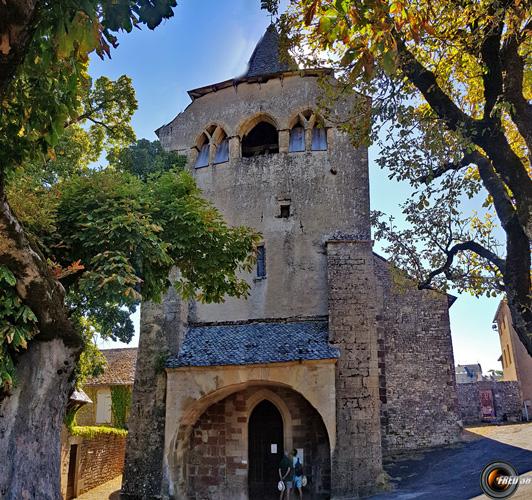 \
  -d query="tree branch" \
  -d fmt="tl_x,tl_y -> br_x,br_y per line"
471,150 -> 517,230
395,36 -> 481,138
415,152 -> 476,184
65,97 -> 118,128
500,20 -> 532,153
475,127 -> 532,239
479,13 -> 504,119
395,33 -> 531,236
418,240 -> 505,290
86,117 -> 115,133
